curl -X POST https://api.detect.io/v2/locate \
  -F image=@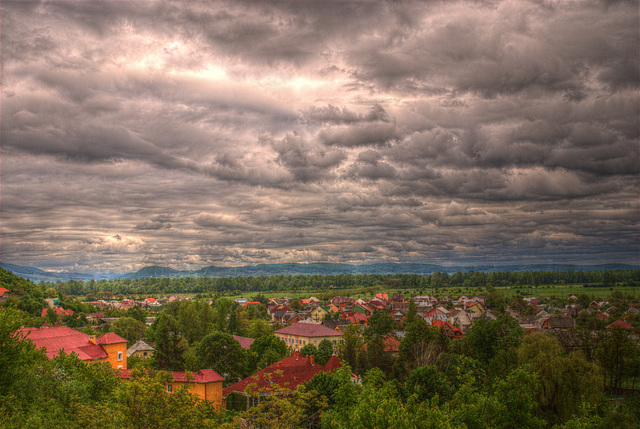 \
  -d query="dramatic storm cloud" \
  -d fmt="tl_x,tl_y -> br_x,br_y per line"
1,0 -> 638,273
